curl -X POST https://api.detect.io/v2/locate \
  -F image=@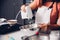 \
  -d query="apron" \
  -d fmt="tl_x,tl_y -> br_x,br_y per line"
35,6 -> 52,24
